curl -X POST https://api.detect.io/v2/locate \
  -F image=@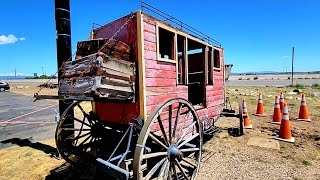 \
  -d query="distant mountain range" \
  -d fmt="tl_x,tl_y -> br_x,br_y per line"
0,76 -> 32,80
